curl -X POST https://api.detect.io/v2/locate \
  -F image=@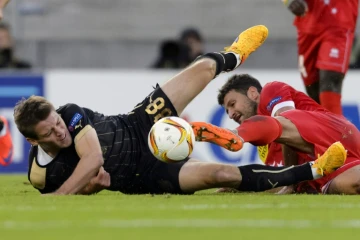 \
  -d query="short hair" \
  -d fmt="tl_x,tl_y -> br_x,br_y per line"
14,96 -> 55,139
180,28 -> 203,42
217,74 -> 263,105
